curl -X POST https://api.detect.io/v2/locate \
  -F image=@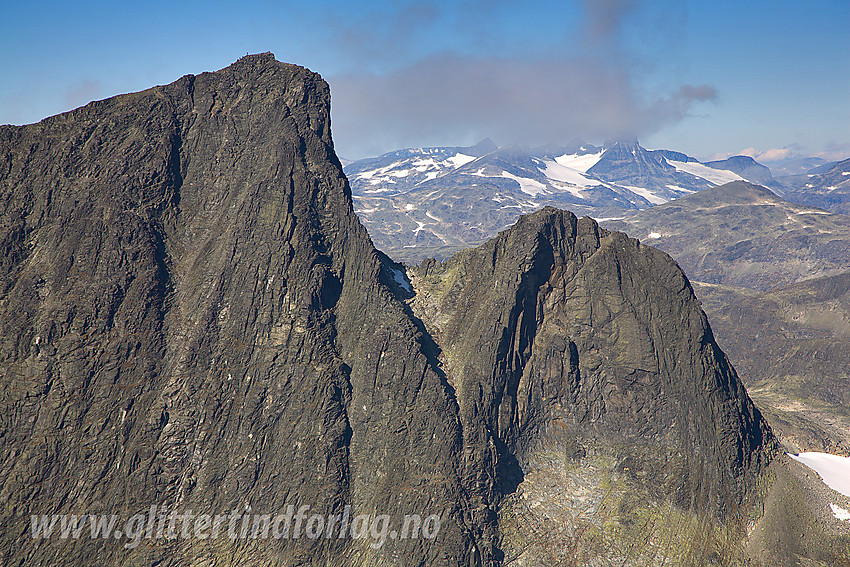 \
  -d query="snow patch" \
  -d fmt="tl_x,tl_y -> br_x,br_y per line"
831,504 -> 850,521
411,158 -> 437,169
789,452 -> 850,498
539,159 -> 601,194
647,232 -> 662,239
668,160 -> 744,185
666,184 -> 695,193
554,151 -> 604,173
623,185 -> 668,205
390,267 -> 412,294
446,153 -> 476,167
501,172 -> 548,196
